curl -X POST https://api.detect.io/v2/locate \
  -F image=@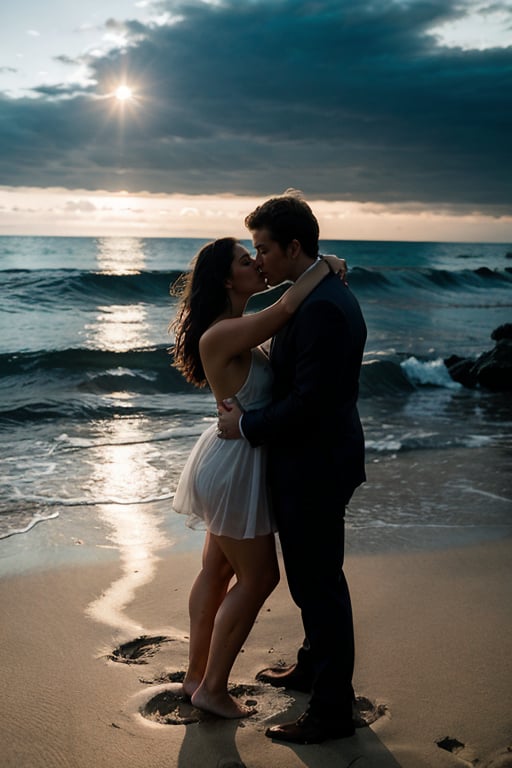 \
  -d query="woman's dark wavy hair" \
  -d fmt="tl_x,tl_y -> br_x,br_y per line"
170,237 -> 237,387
